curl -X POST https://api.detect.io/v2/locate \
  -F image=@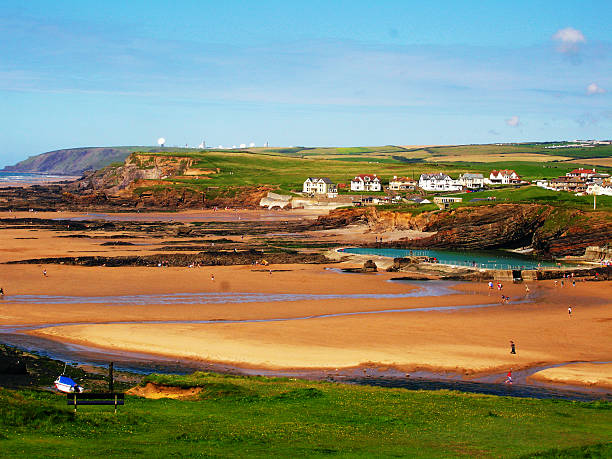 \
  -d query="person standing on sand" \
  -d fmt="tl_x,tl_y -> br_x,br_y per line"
568,306 -> 572,317
505,369 -> 513,384
43,269 -> 47,277
525,284 -> 530,294
211,273 -> 215,282
0,287 -> 4,296
510,340 -> 516,354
